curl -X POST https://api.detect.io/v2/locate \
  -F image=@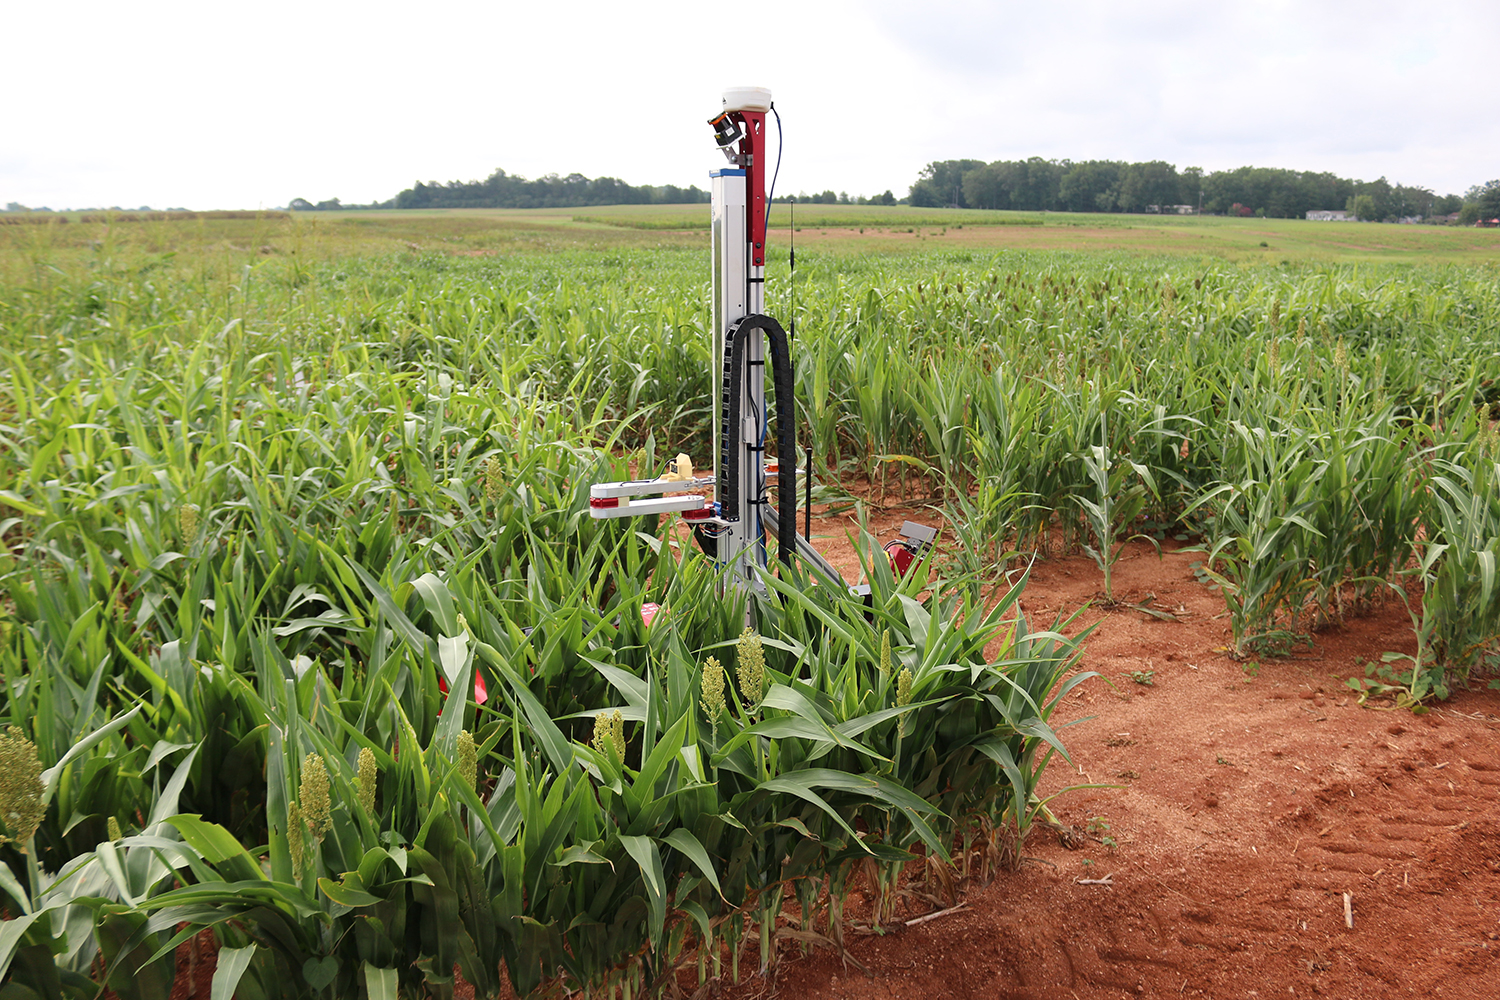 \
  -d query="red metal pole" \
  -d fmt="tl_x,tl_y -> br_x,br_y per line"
735,110 -> 767,267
